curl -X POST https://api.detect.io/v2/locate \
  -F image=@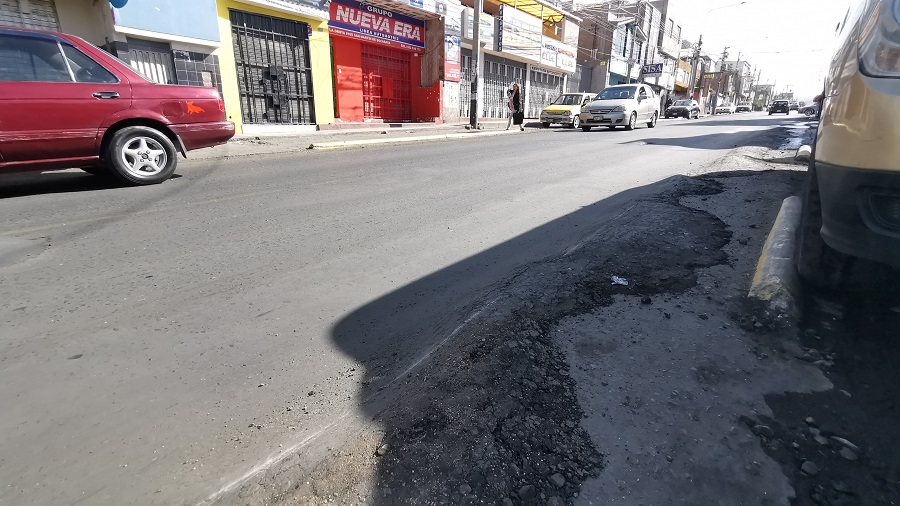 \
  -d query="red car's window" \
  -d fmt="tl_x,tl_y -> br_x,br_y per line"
0,34 -> 72,83
61,44 -> 118,84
